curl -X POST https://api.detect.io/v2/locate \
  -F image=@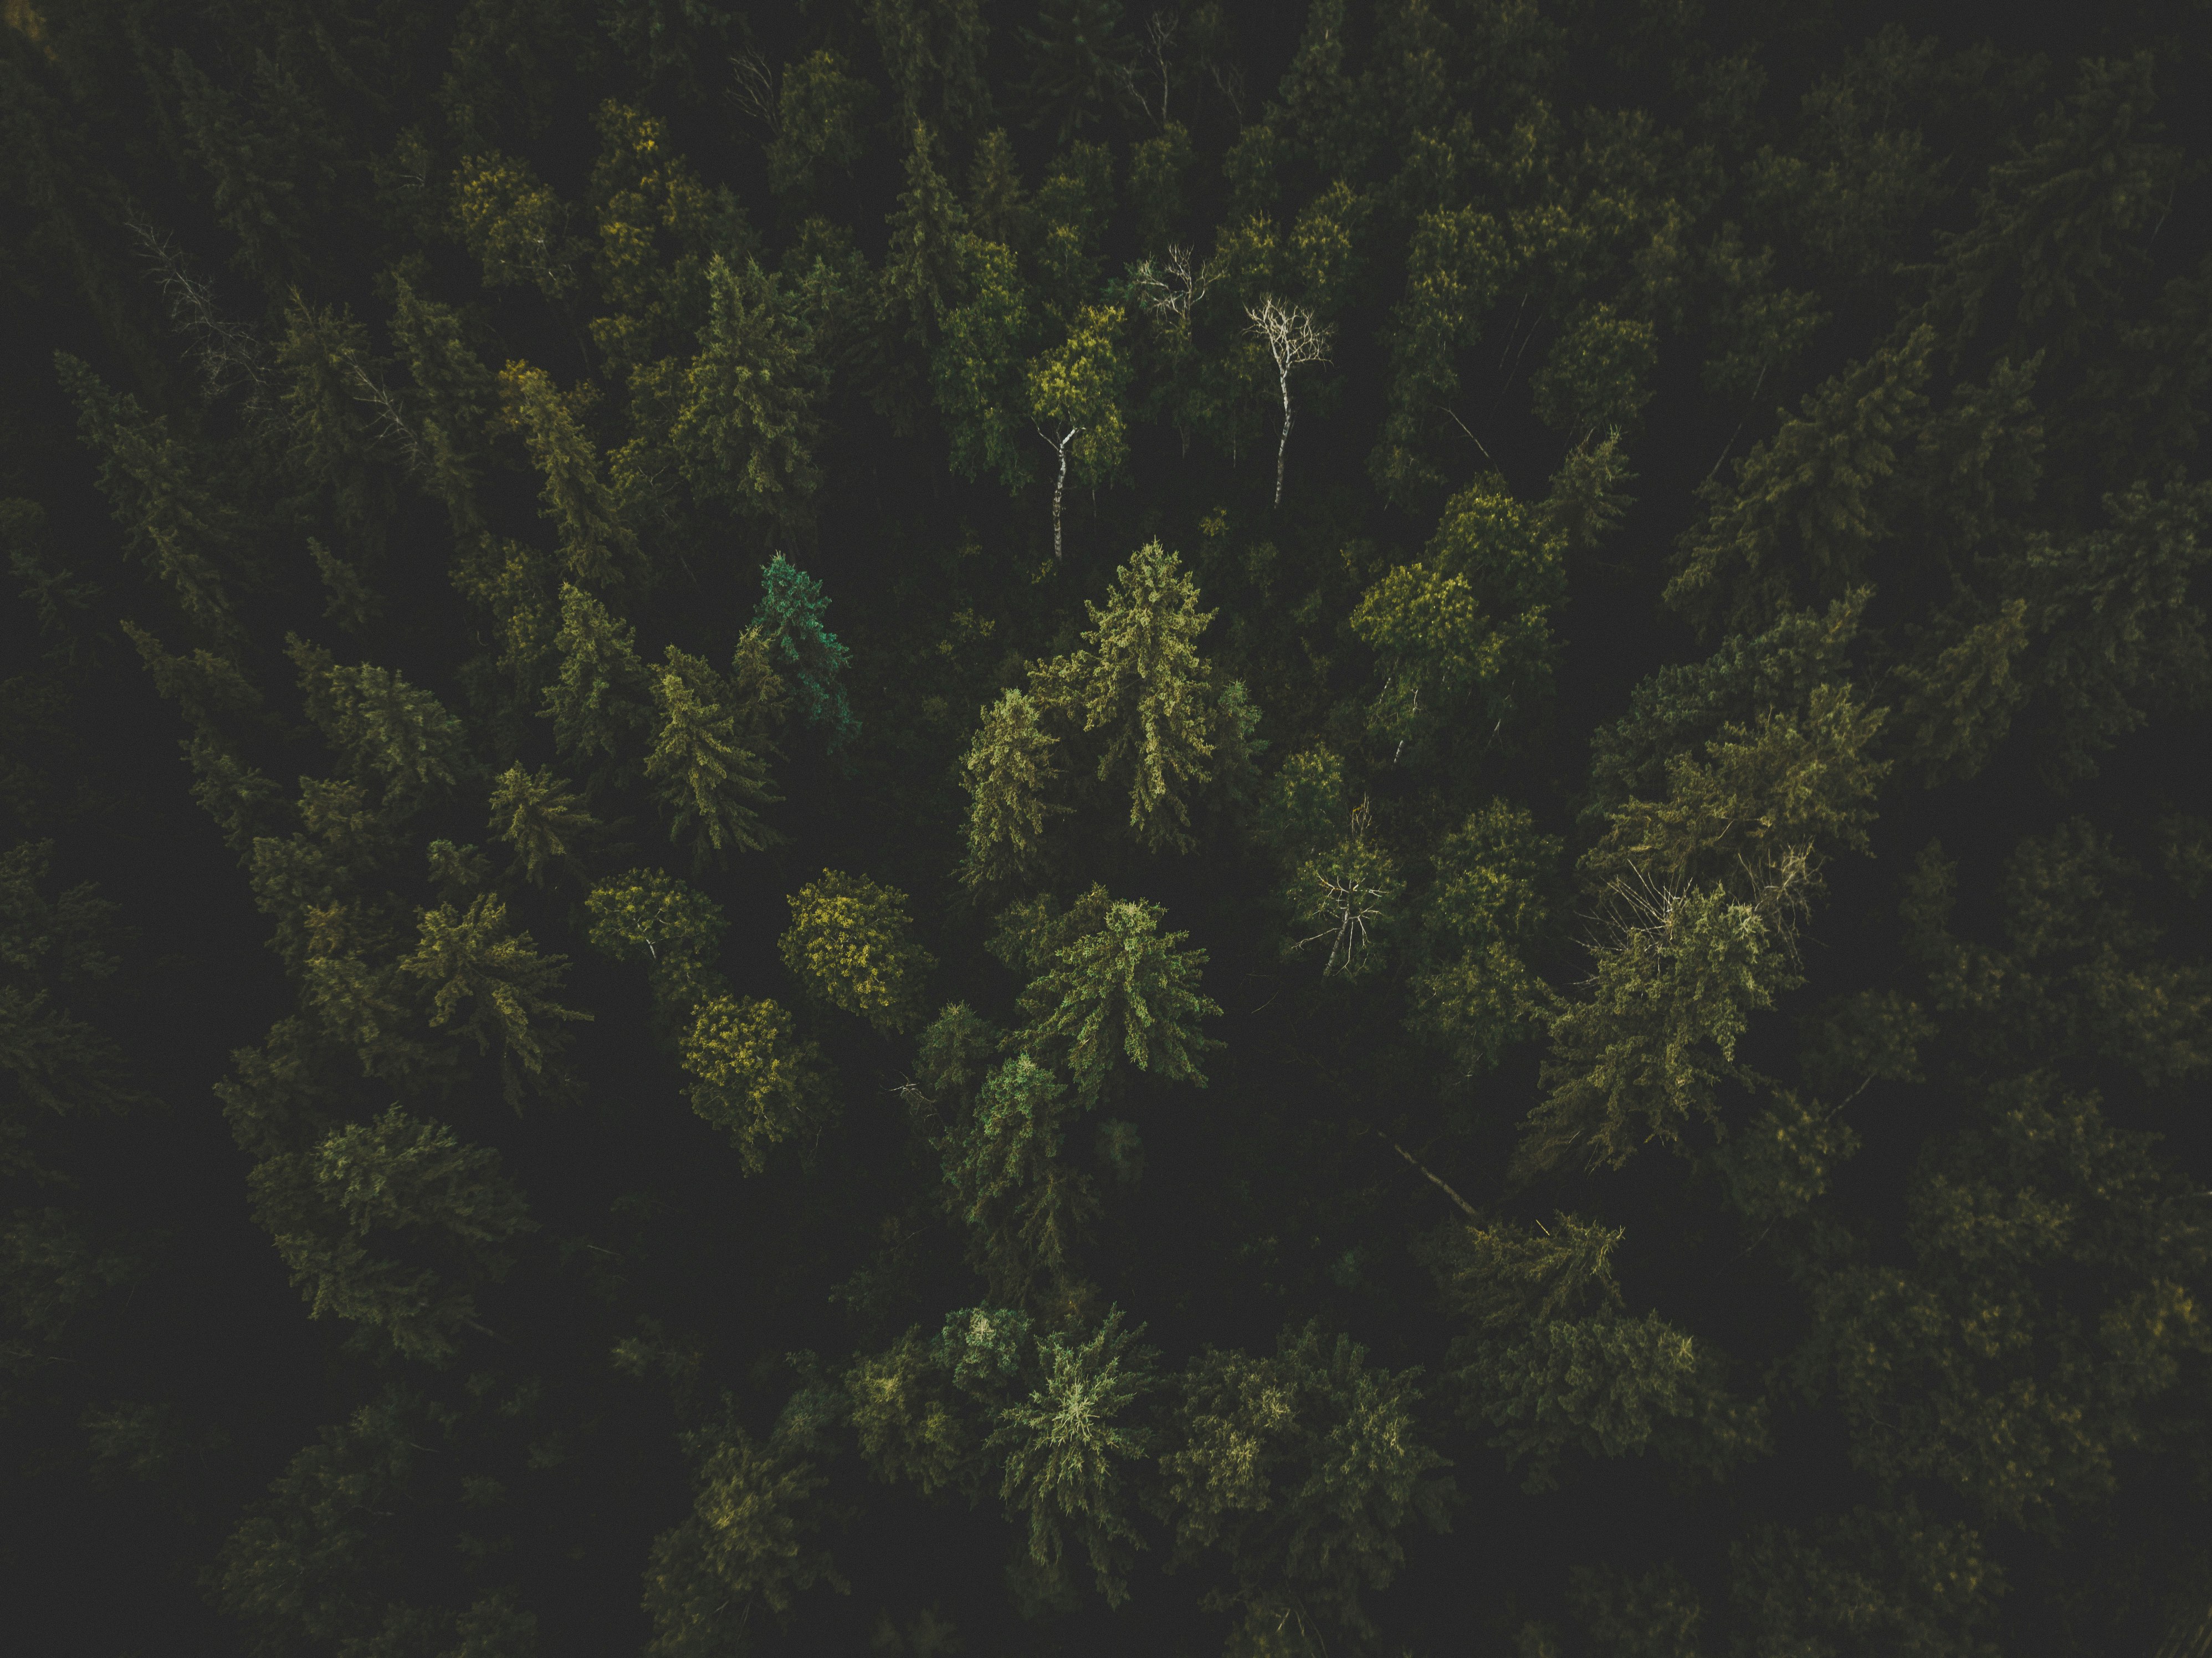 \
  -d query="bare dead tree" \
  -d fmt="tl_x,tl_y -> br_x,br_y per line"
1289,801 -> 1394,975
1246,295 -> 1332,506
1128,244 -> 1215,329
728,52 -> 779,131
1123,10 -> 1180,127
126,217 -> 269,403
1037,423 -> 1080,559
1207,58 -> 1246,124
342,355 -> 424,474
